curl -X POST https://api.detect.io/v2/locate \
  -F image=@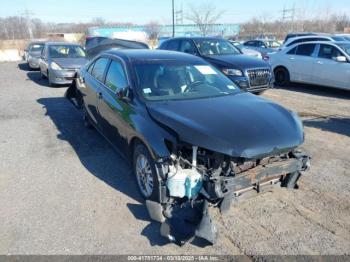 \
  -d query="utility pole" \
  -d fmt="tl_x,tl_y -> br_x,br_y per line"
281,5 -> 296,33
172,0 -> 175,37
22,8 -> 34,39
